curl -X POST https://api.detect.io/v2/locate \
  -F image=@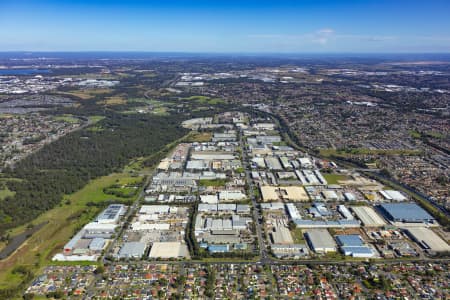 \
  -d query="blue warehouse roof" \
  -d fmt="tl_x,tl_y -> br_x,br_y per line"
335,235 -> 364,247
378,203 -> 434,223
208,244 -> 230,253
